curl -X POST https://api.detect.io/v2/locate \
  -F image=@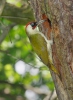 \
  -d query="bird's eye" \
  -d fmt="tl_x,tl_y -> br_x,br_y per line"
30,22 -> 37,27
31,23 -> 35,26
